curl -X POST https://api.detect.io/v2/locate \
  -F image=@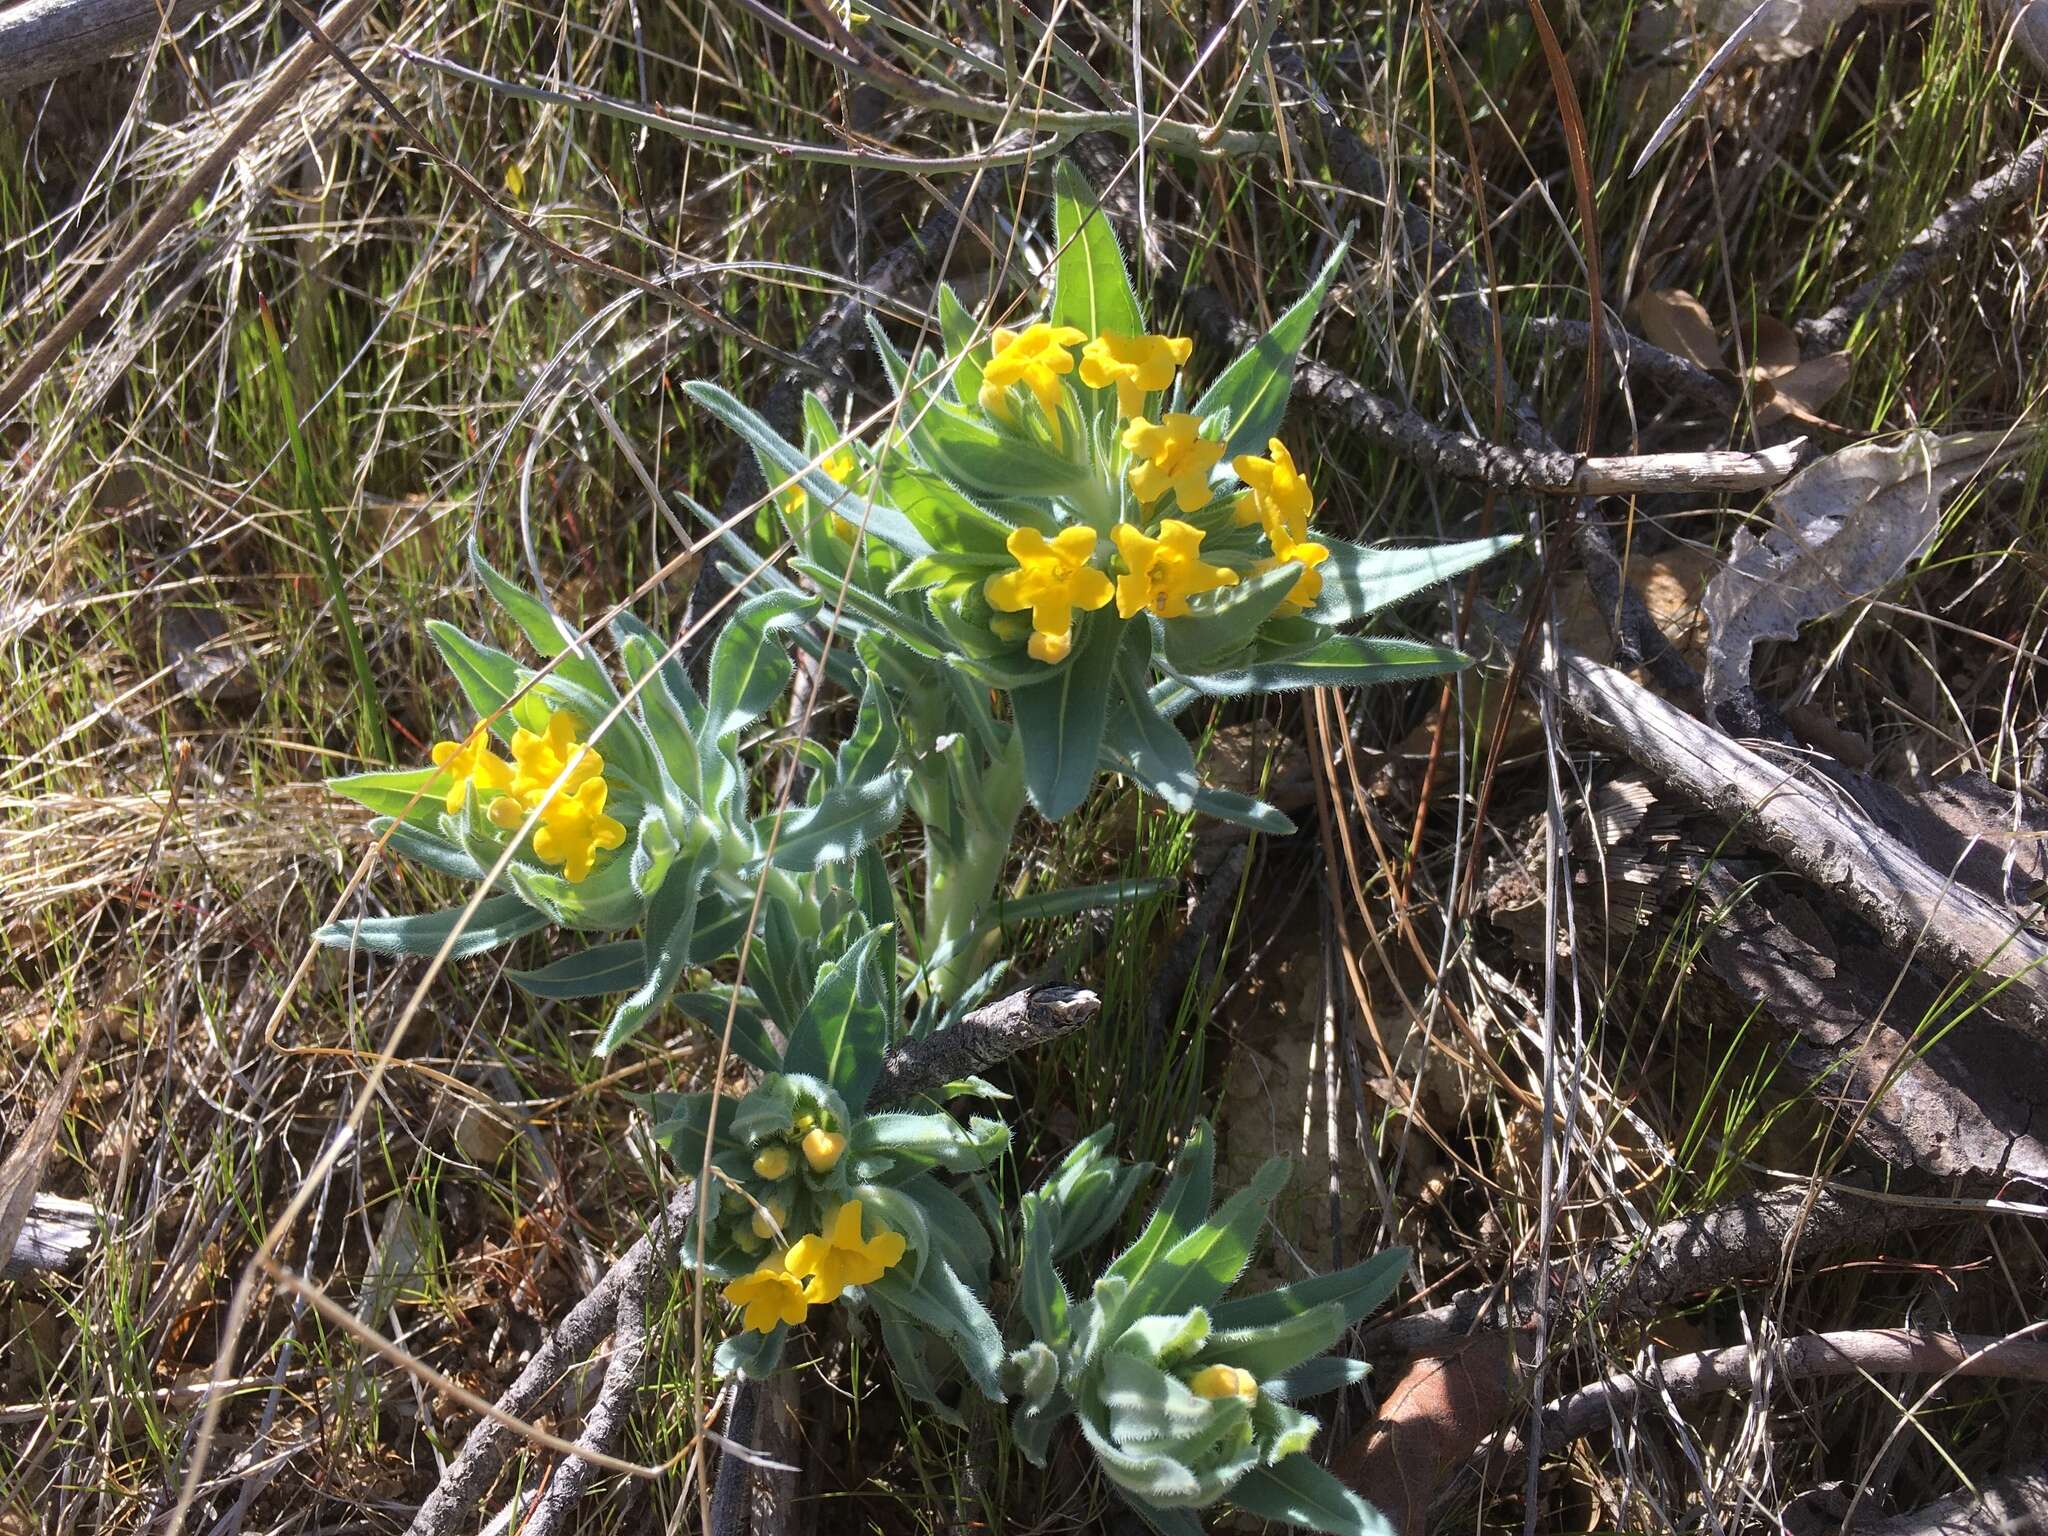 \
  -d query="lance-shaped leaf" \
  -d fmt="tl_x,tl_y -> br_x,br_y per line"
1188,785 -> 1296,836
612,611 -> 706,805
850,1112 -> 1009,1174
428,622 -> 530,736
1228,1455 -> 1395,1536
1179,635 -> 1471,696
870,1254 -> 1008,1402
1209,1246 -> 1410,1332
684,380 -> 934,558
315,894 -> 551,959
1105,1125 -> 1216,1299
1192,238 -> 1349,459
1126,1156 -> 1289,1322
470,541 -> 619,706
1314,534 -> 1520,628
508,940 -> 646,999
329,765 -> 449,833
1160,562 -> 1303,674
872,455 -> 1018,563
1106,626 -> 1198,812
781,927 -> 893,1108
598,845 -> 712,1055
1012,612 -> 1126,820
936,282 -> 990,405
368,819 -> 486,881
1194,1302 -> 1345,1383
